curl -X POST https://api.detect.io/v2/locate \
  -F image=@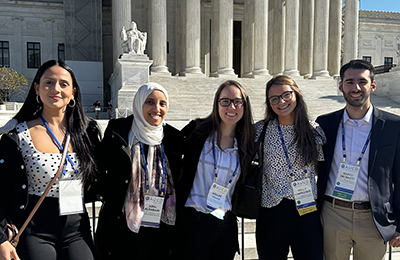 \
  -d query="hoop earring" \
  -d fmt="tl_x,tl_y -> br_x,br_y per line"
68,99 -> 76,108
36,95 -> 41,104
